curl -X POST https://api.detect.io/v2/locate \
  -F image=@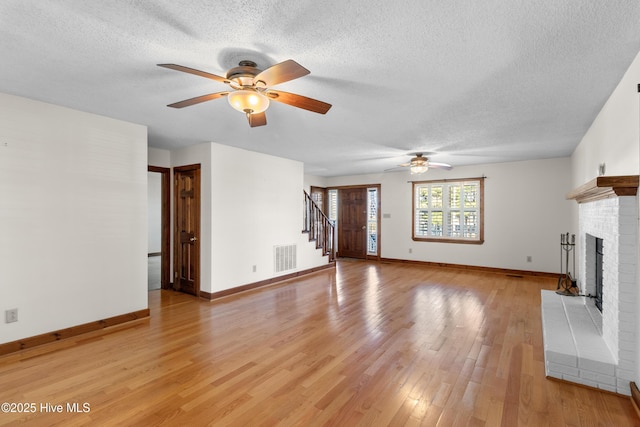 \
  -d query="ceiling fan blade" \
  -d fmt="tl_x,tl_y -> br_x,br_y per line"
167,92 -> 229,108
398,162 -> 410,167
253,59 -> 310,87
158,64 -> 229,84
247,112 -> 267,127
266,90 -> 331,114
428,162 -> 453,170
